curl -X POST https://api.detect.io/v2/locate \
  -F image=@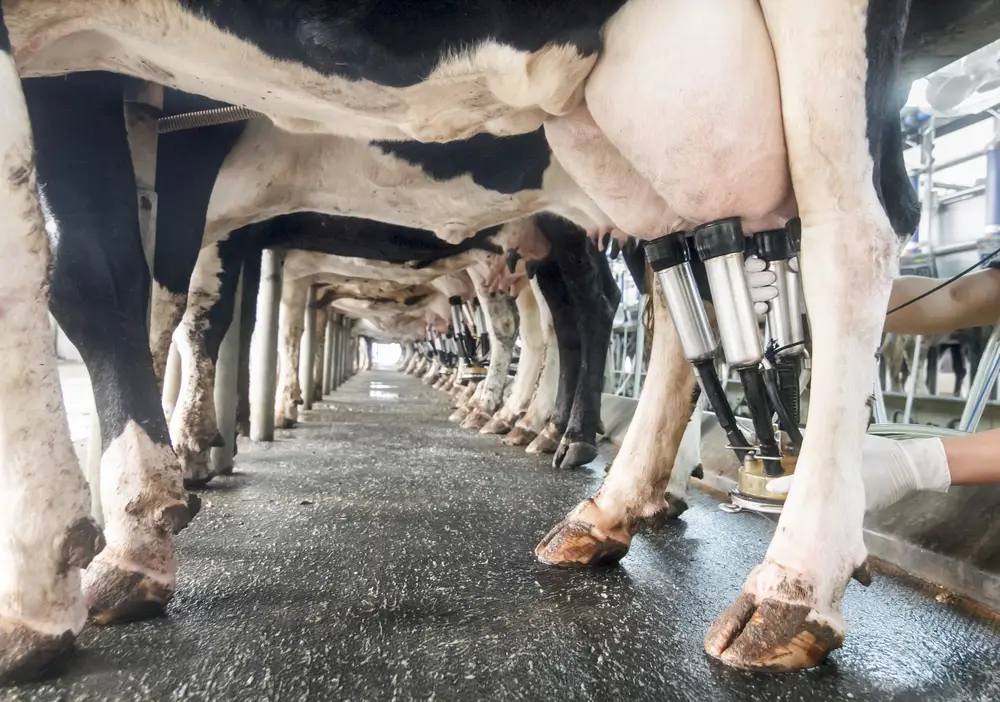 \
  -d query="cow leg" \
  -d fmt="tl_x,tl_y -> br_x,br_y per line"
704,0 -> 902,670
484,283 -> 545,434
312,306 -> 329,402
25,74 -> 196,629
169,237 -> 245,486
526,259 -> 580,455
0,40 -> 102,681
275,277 -> 308,429
462,289 -> 519,430
507,278 -> 559,446
537,279 -> 693,564
542,218 -> 619,468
